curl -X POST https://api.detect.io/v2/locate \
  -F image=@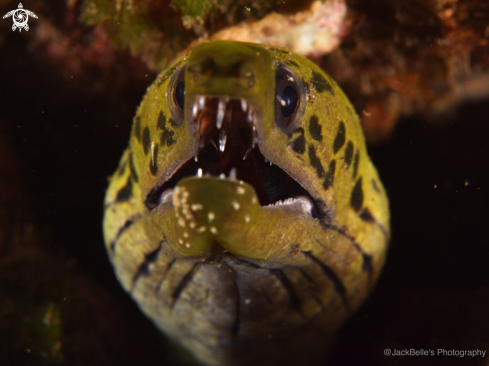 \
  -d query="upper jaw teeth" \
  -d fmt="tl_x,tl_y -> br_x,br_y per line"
191,95 -> 258,152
